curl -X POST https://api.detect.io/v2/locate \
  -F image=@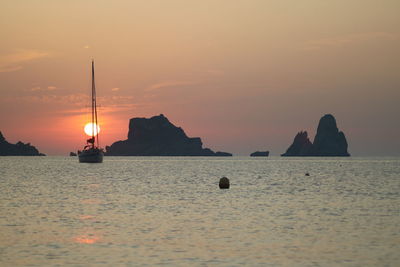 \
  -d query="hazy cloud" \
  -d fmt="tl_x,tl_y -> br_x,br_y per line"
2,93 -> 136,114
29,86 -> 57,92
109,95 -> 133,102
0,49 -> 50,72
0,65 -> 23,73
20,94 -> 88,106
302,32 -> 398,51
111,87 -> 120,91
145,80 -> 197,91
30,86 -> 42,92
